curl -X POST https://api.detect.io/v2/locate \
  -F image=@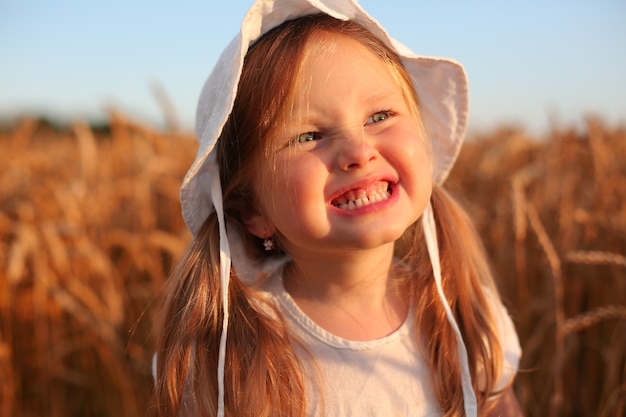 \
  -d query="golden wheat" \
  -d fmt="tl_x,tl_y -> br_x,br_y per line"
566,250 -> 626,268
0,115 -> 196,417
450,119 -> 626,417
1,114 -> 624,417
